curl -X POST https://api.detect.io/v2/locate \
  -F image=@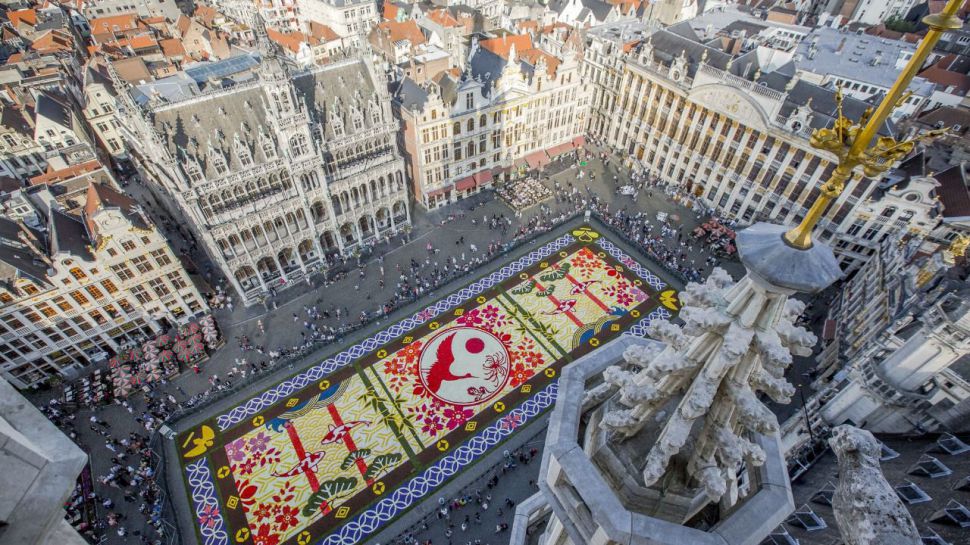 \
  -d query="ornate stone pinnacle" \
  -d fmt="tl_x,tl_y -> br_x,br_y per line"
599,267 -> 816,503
